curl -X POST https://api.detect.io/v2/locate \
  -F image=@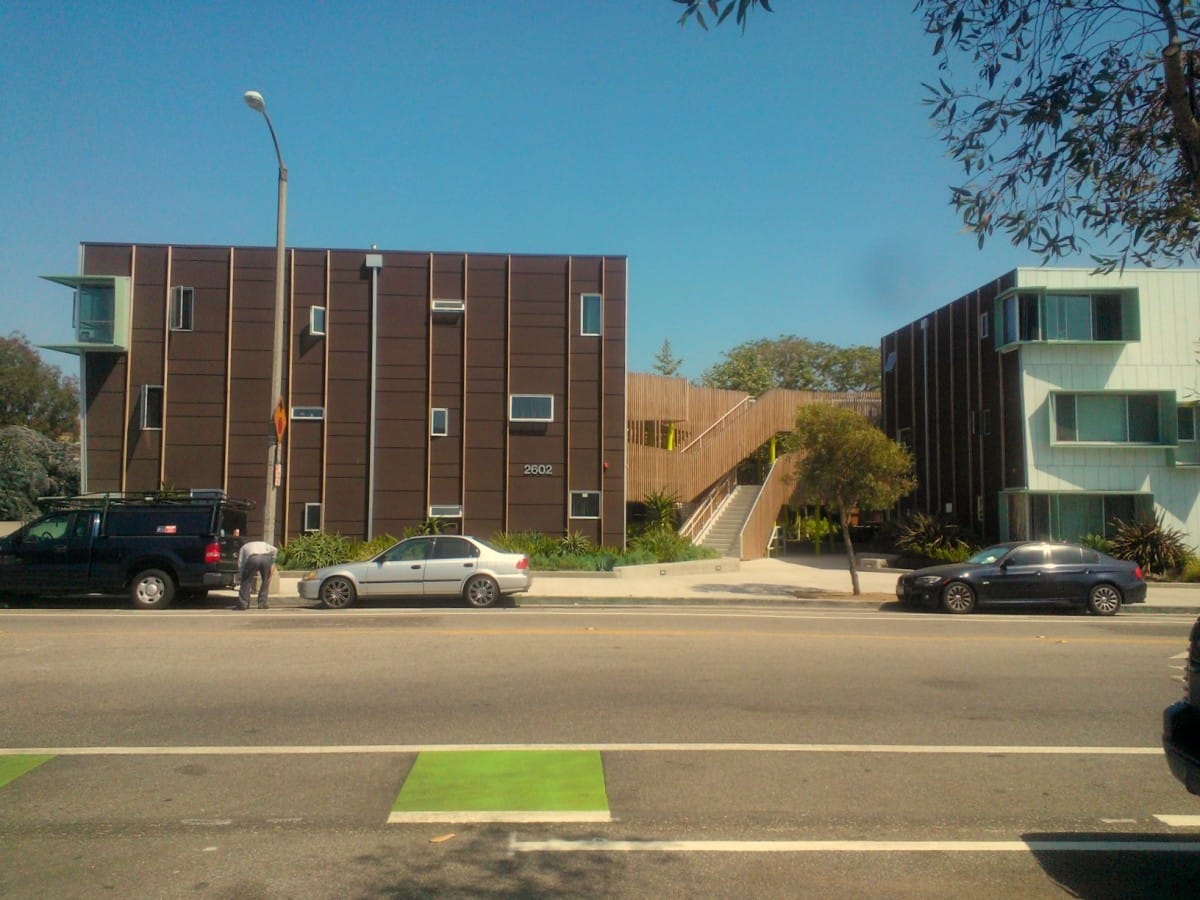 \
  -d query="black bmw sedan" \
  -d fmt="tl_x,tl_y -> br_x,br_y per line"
895,540 -> 1147,615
